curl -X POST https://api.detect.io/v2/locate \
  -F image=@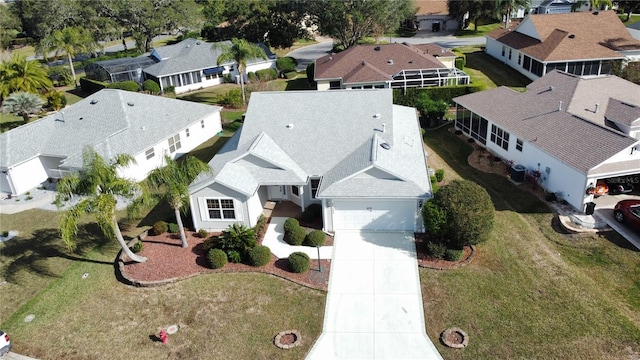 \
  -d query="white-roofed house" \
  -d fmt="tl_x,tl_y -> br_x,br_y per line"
0,89 -> 222,196
189,89 -> 432,233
